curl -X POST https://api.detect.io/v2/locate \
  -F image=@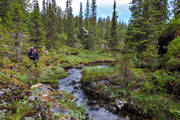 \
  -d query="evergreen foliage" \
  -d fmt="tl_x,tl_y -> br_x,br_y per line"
85,0 -> 90,28
30,0 -> 45,49
109,0 -> 118,50
66,0 -> 76,47
126,0 -> 169,66
89,0 -> 97,50
78,2 -> 84,45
